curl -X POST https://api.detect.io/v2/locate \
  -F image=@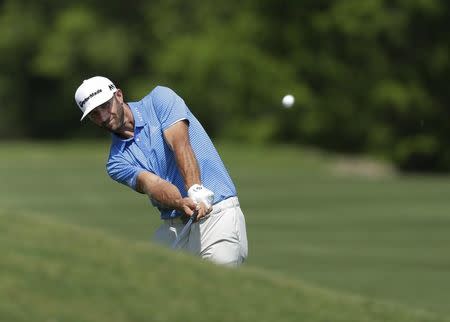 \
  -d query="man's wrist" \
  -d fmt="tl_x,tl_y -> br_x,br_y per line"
172,198 -> 184,212
188,184 -> 203,194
